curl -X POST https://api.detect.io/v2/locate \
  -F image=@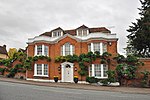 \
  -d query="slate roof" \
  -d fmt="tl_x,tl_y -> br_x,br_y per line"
40,25 -> 111,37
0,45 -> 8,55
